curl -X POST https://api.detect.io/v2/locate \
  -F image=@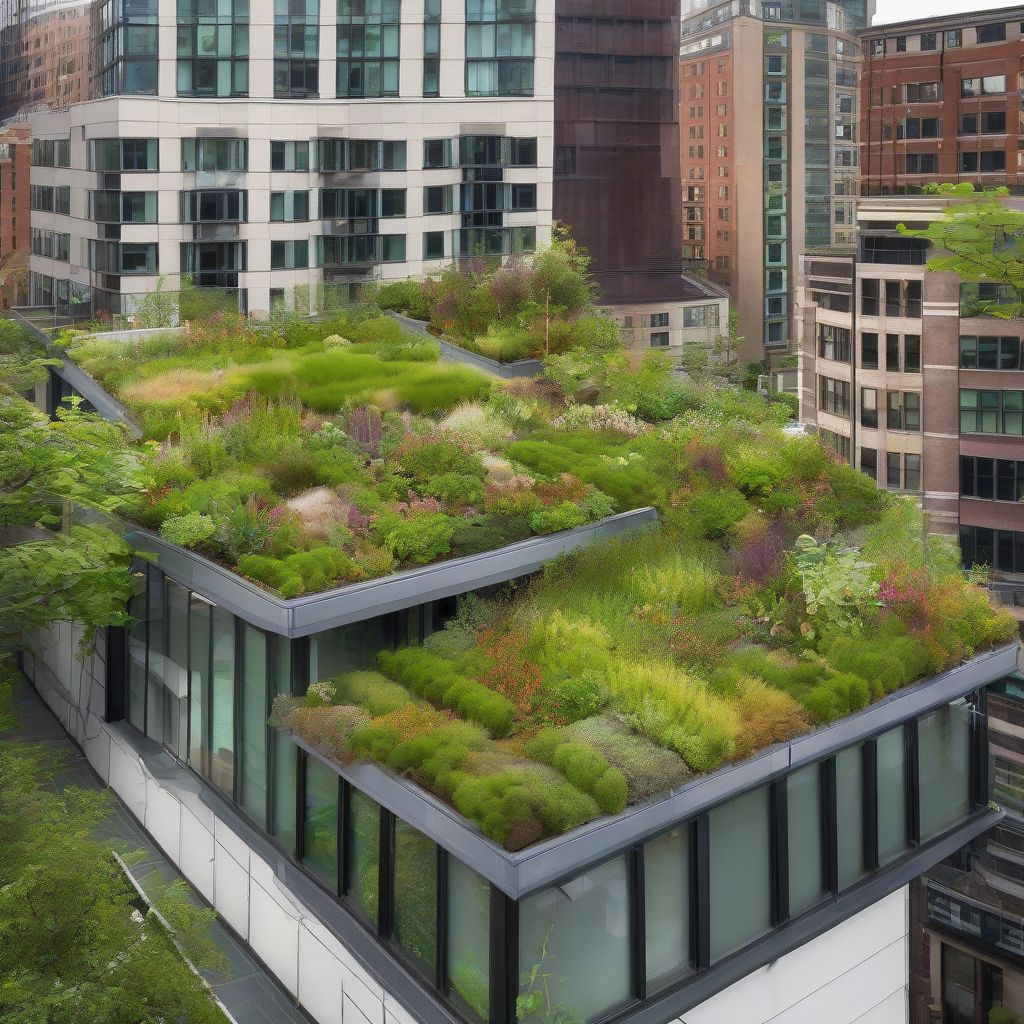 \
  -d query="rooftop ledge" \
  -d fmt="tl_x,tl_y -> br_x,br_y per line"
125,506 -> 659,638
277,641 -> 1019,898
